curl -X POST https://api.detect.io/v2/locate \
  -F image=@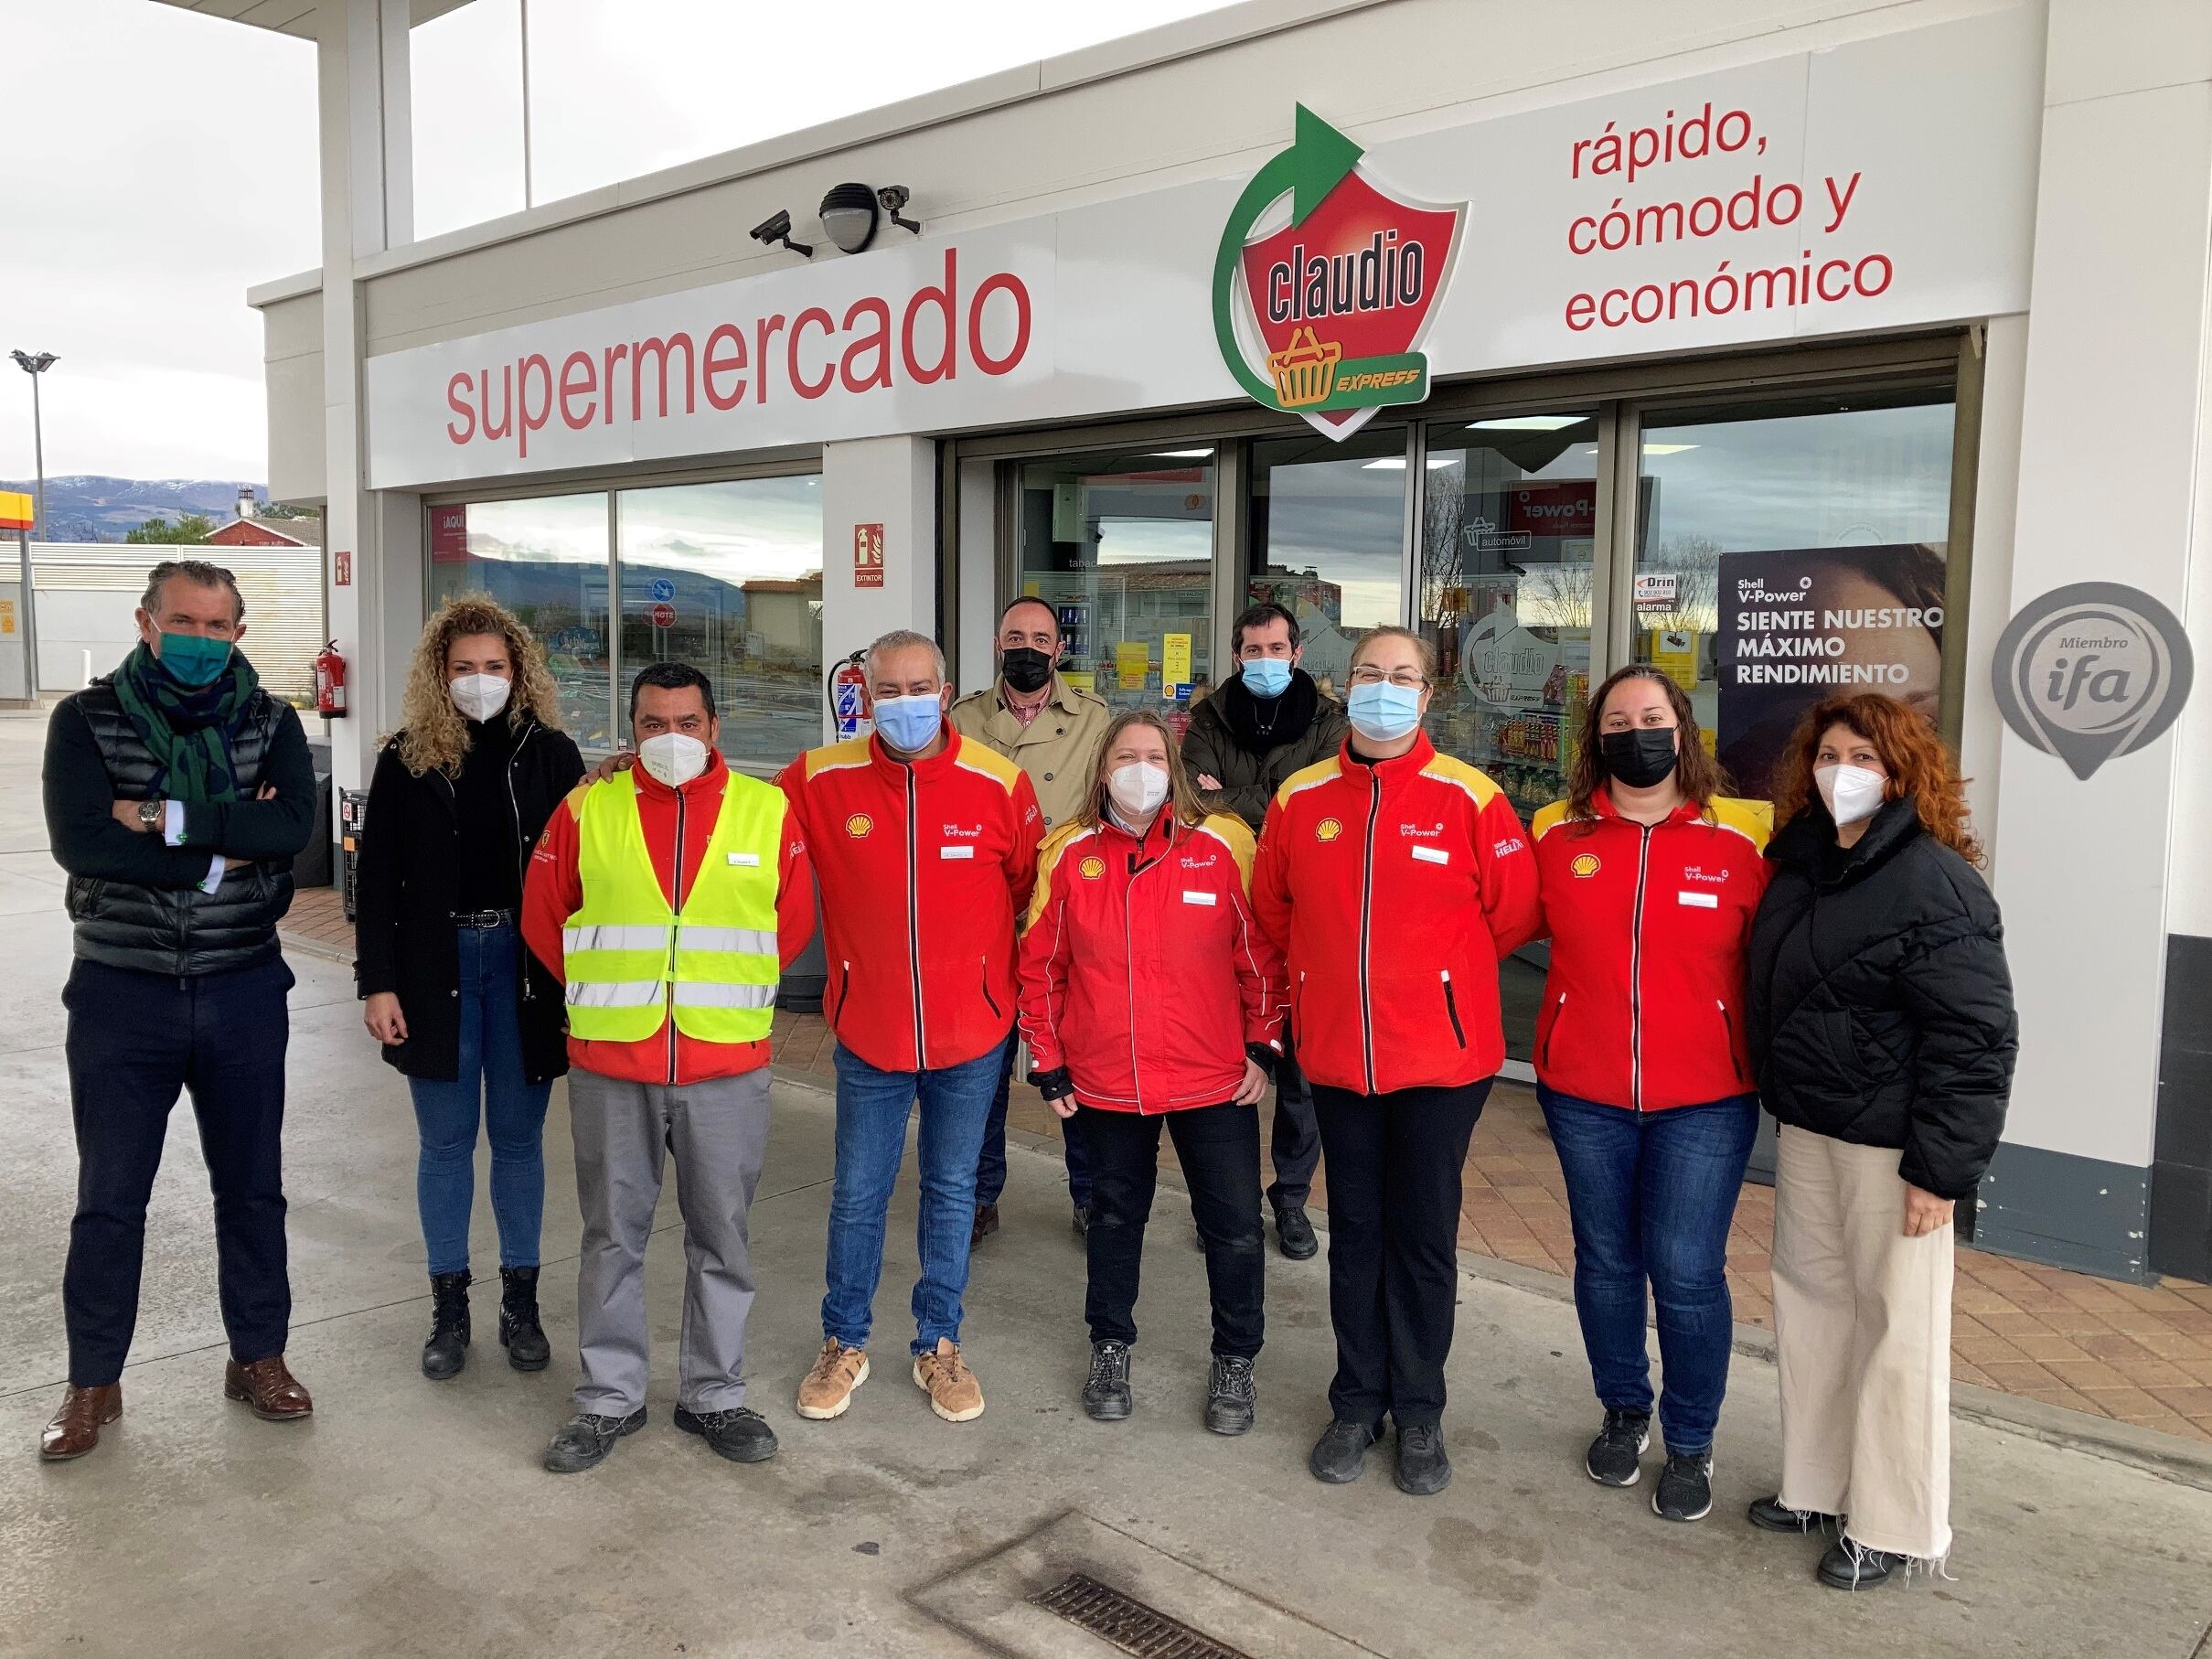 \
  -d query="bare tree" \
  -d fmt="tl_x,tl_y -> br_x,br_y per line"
1419,461 -> 1466,623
